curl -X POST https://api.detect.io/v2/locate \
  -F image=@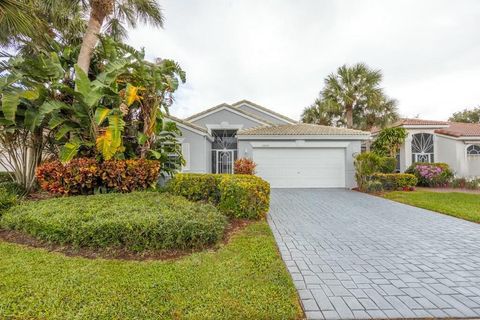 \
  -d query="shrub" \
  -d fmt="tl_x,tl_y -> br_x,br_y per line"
364,180 -> 384,193
354,152 -> 397,190
167,173 -> 270,219
0,181 -> 26,196
0,187 -> 17,213
0,172 -> 13,183
406,162 -> 453,187
36,158 -> 160,195
218,175 -> 270,219
0,192 -> 227,251
370,173 -> 417,191
451,177 -> 480,190
234,158 -> 256,175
